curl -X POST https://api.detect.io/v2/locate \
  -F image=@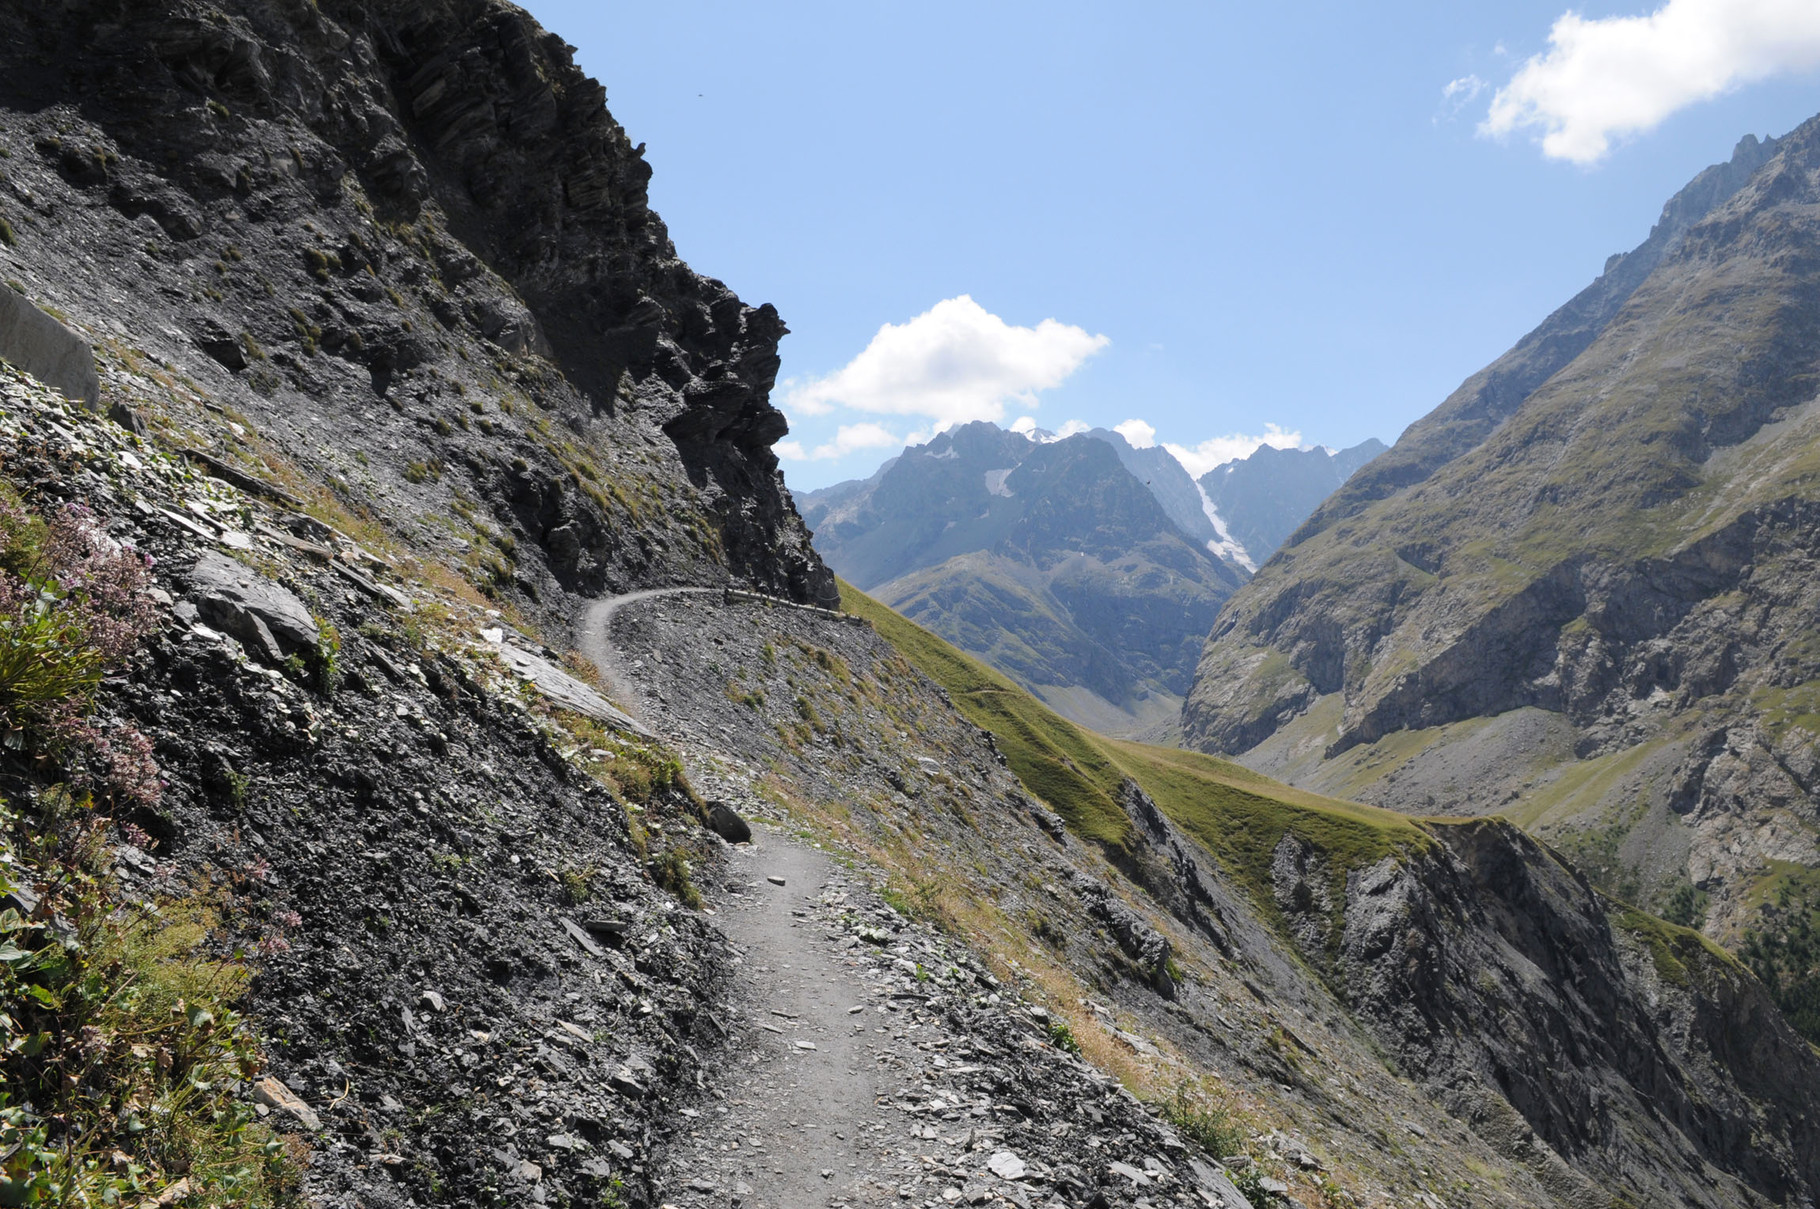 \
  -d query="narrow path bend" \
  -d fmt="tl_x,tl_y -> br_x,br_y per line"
576,587 -> 718,714
579,585 -> 848,719
577,588 -> 898,1206
576,587 -> 1220,1209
